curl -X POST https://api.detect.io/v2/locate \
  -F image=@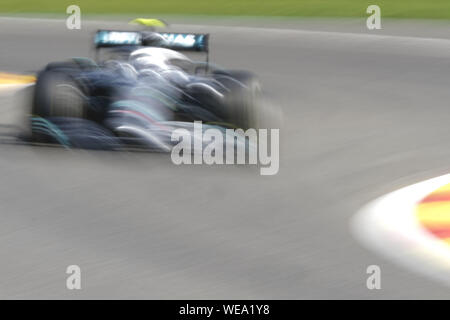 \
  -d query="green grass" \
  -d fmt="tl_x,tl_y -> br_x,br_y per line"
1,0 -> 450,19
